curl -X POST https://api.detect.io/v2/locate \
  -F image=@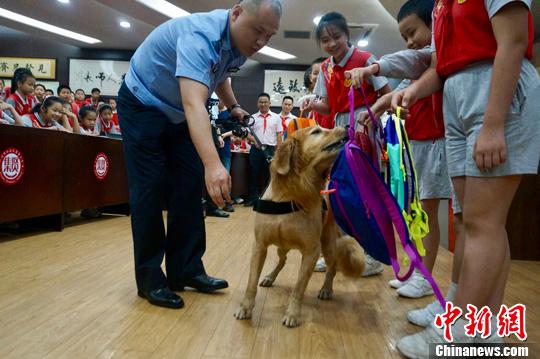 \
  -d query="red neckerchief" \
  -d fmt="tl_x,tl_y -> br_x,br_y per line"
14,91 -> 32,115
259,112 -> 270,133
28,112 -> 53,128
99,115 -> 113,133
280,115 -> 288,132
